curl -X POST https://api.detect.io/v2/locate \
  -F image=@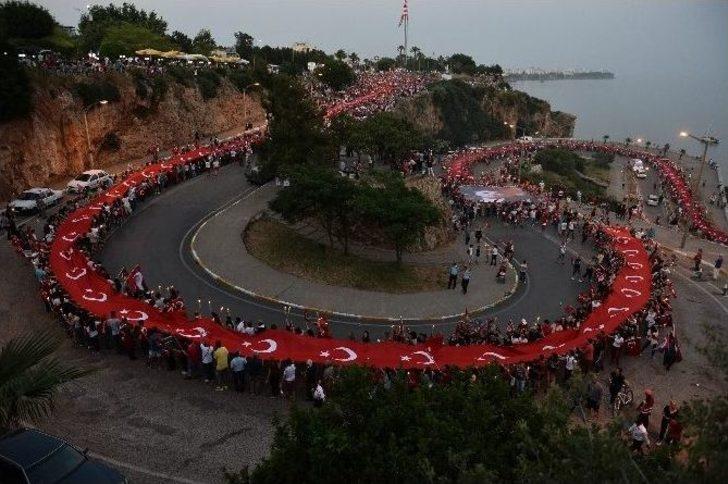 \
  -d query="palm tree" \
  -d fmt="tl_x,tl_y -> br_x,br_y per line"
679,148 -> 686,160
645,141 -> 652,149
334,49 -> 347,62
0,331 -> 89,432
625,137 -> 632,146
348,52 -> 359,66
662,143 -> 670,155
602,134 -> 610,144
